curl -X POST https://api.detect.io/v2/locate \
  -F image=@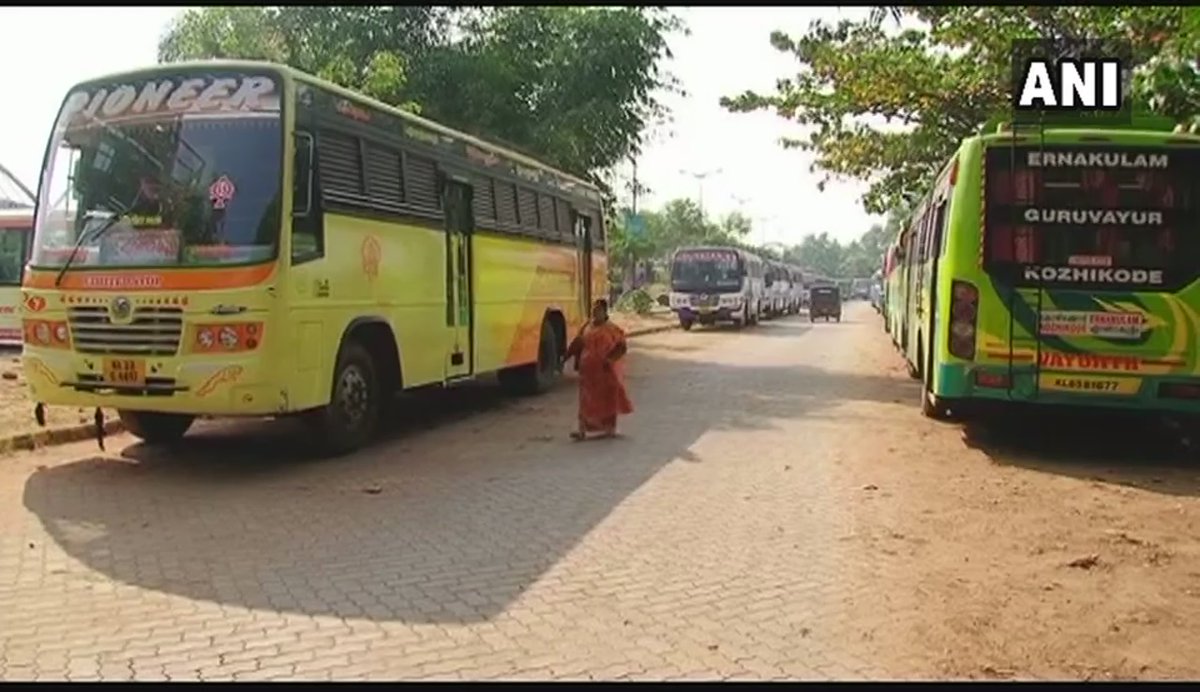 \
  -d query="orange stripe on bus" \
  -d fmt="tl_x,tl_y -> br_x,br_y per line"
984,351 -> 1187,367
22,263 -> 276,291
